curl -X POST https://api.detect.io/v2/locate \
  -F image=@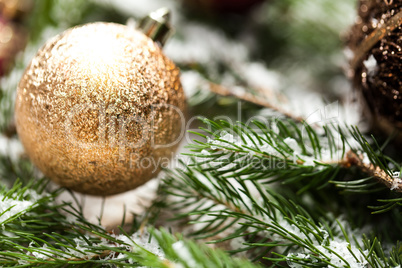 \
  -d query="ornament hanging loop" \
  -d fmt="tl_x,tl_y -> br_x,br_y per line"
138,8 -> 174,47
